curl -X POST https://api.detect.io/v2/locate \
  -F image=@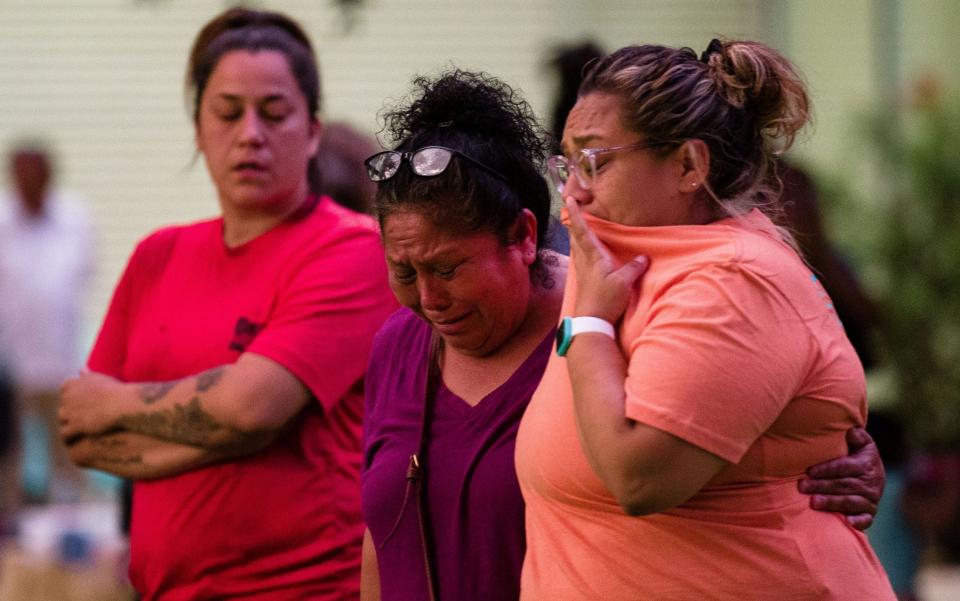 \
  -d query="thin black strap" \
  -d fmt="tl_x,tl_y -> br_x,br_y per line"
415,334 -> 442,601
375,333 -> 442,600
